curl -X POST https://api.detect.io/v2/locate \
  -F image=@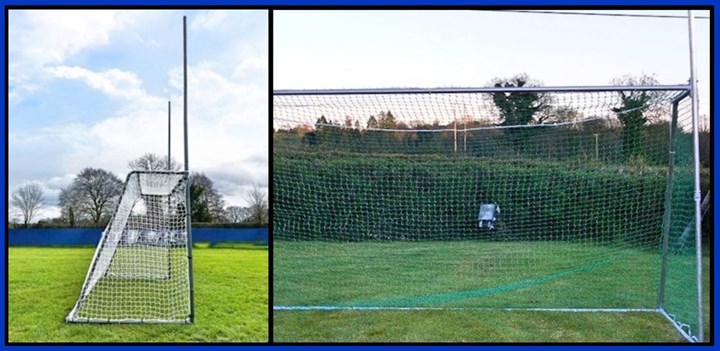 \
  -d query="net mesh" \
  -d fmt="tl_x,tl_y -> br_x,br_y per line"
661,96 -> 702,340
273,87 -> 702,340
67,171 -> 191,323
